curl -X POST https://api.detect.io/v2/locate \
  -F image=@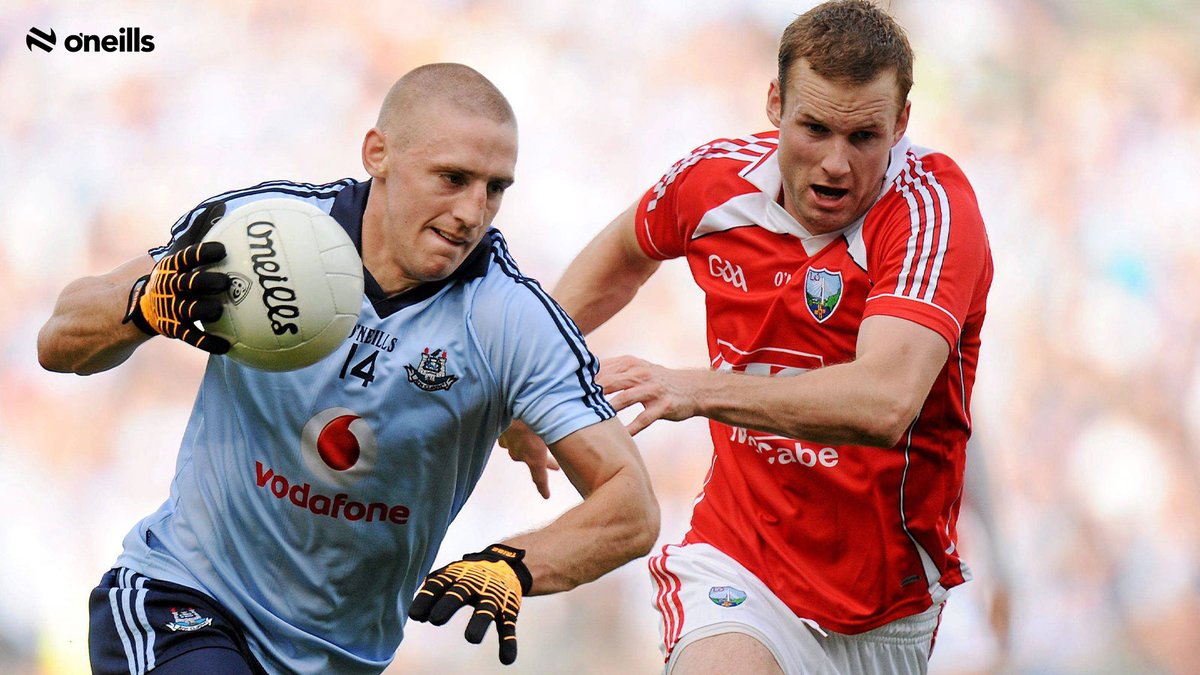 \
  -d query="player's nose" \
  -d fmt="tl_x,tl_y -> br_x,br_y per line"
451,182 -> 490,229
820,138 -> 852,178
